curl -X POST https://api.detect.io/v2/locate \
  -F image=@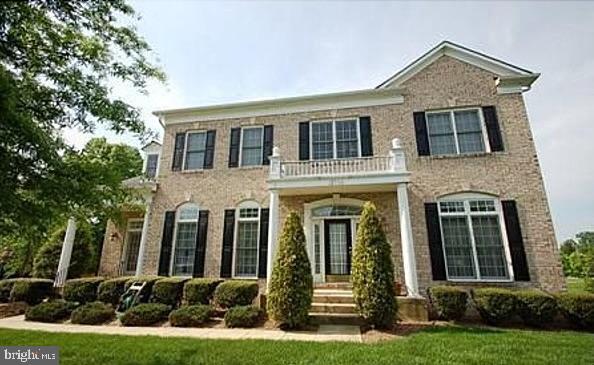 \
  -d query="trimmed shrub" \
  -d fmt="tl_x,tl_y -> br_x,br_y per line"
352,202 -> 396,328
514,290 -> 558,327
183,279 -> 223,305
120,303 -> 171,326
224,305 -> 263,328
557,292 -> 594,330
0,279 -> 18,303
214,280 -> 259,309
63,277 -> 105,304
428,286 -> 468,321
150,277 -> 189,307
70,301 -> 115,325
472,288 -> 517,325
267,212 -> 313,329
25,300 -> 76,323
10,278 -> 53,305
97,277 -> 133,306
169,305 -> 213,327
